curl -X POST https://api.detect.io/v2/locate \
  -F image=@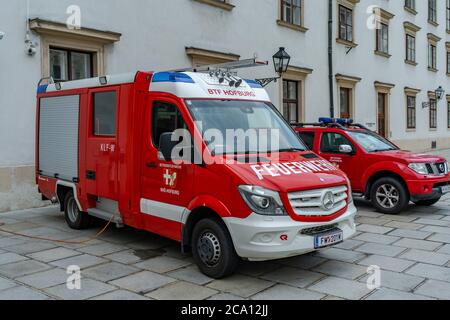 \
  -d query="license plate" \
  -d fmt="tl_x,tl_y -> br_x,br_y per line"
442,185 -> 450,194
314,229 -> 344,249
